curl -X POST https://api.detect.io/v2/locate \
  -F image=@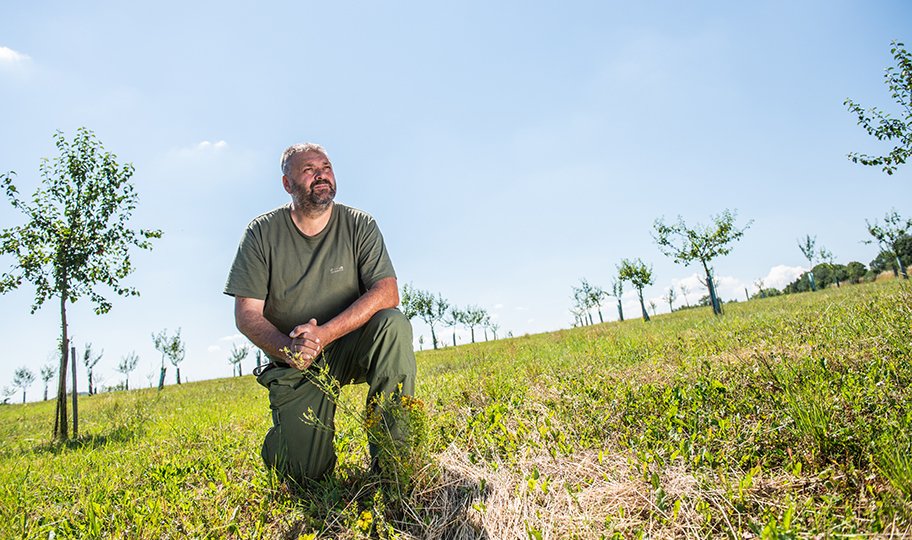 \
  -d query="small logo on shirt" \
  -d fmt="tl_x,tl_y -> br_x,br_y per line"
330,265 -> 345,274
